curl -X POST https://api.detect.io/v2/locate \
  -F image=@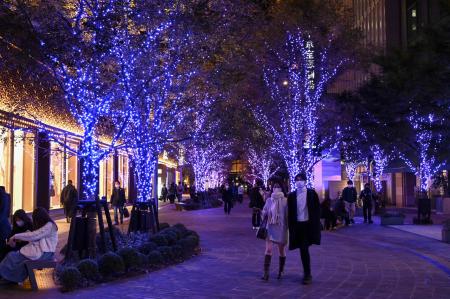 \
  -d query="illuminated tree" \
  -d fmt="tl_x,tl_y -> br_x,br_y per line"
371,145 -> 390,192
185,96 -> 230,192
254,29 -> 346,189
401,112 -> 445,192
247,147 -> 278,187
38,1 -> 131,200
113,4 -> 190,203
